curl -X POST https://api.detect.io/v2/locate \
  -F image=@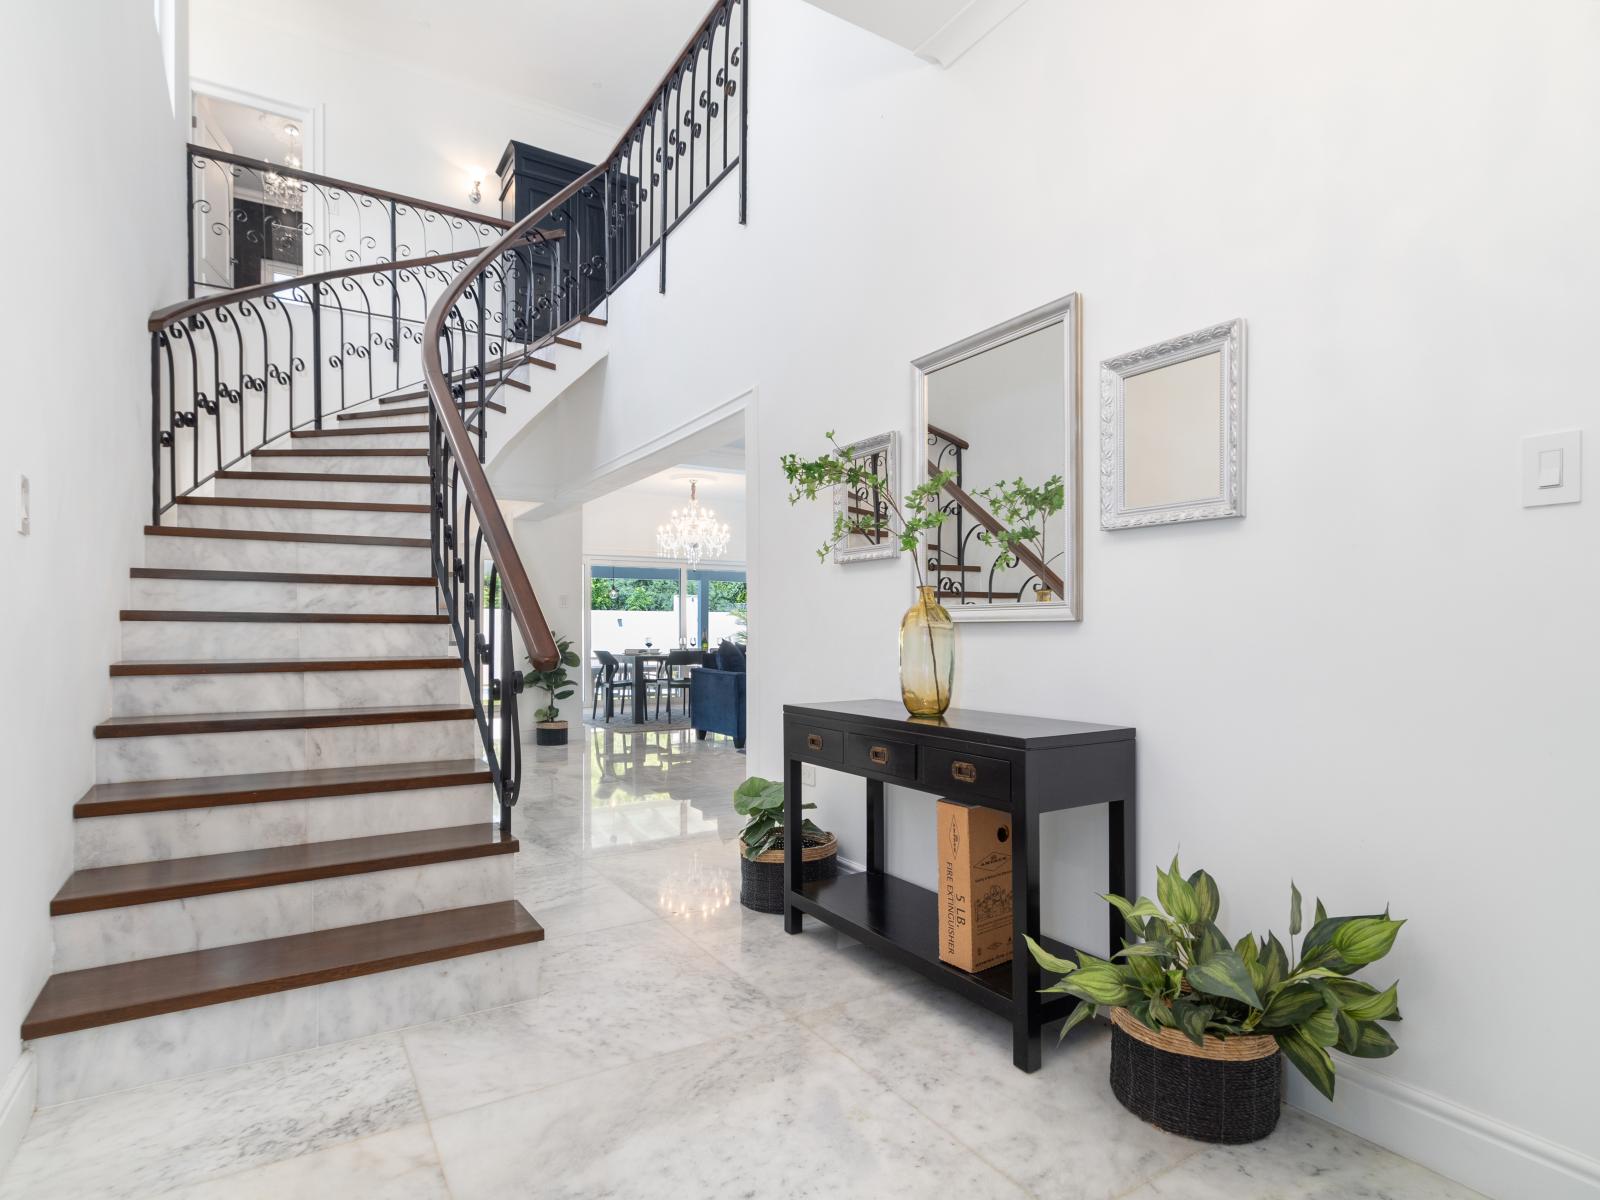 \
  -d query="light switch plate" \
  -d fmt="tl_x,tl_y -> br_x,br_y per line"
17,475 -> 28,535
802,764 -> 817,787
1523,431 -> 1581,507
